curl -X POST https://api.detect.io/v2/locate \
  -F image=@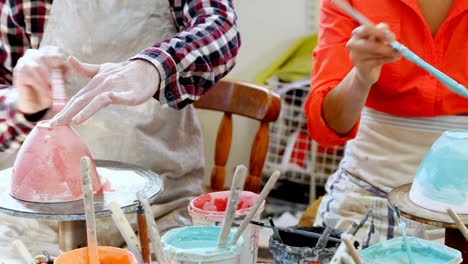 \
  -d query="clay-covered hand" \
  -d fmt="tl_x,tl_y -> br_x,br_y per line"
51,56 -> 160,126
346,23 -> 402,87
13,46 -> 66,114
